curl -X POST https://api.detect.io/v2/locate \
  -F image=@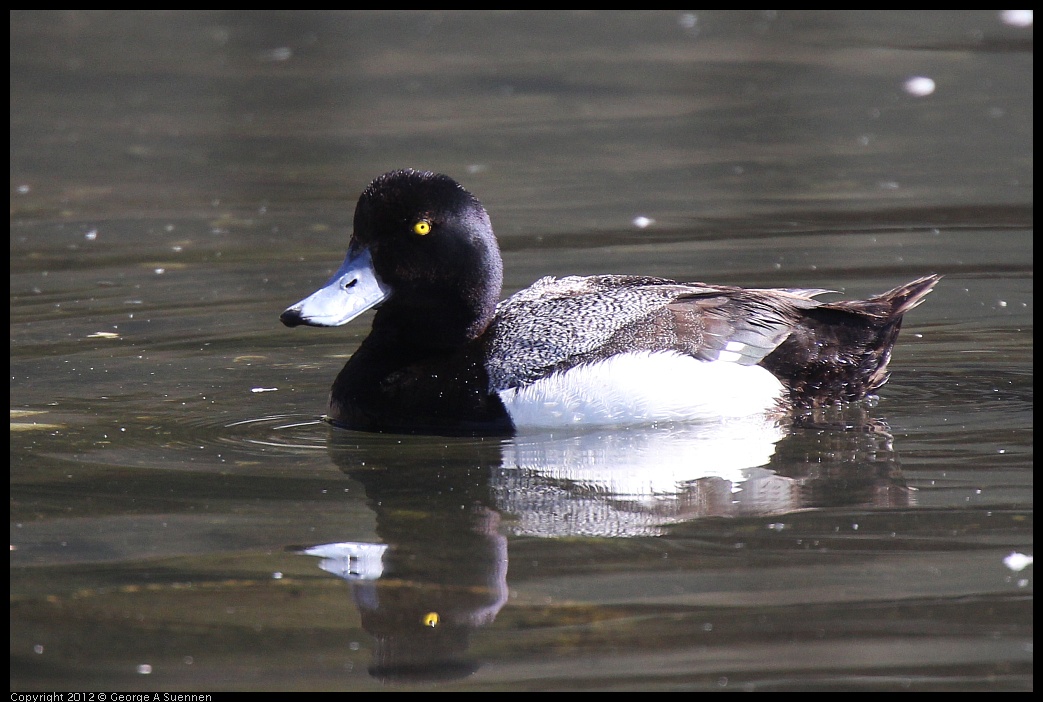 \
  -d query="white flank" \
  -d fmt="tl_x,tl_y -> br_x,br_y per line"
498,351 -> 785,429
